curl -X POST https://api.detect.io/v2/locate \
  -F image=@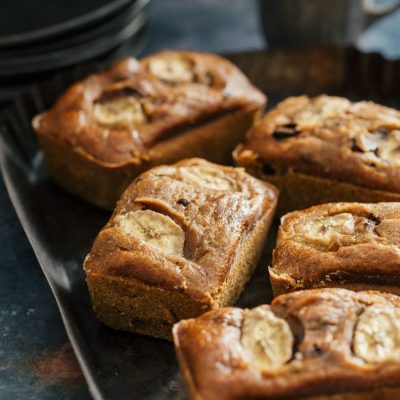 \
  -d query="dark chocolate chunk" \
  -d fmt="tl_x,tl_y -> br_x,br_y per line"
367,214 -> 381,225
177,198 -> 190,207
351,138 -> 363,153
97,86 -> 144,103
262,162 -> 276,176
272,123 -> 300,141
311,343 -> 324,355
121,87 -> 144,98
